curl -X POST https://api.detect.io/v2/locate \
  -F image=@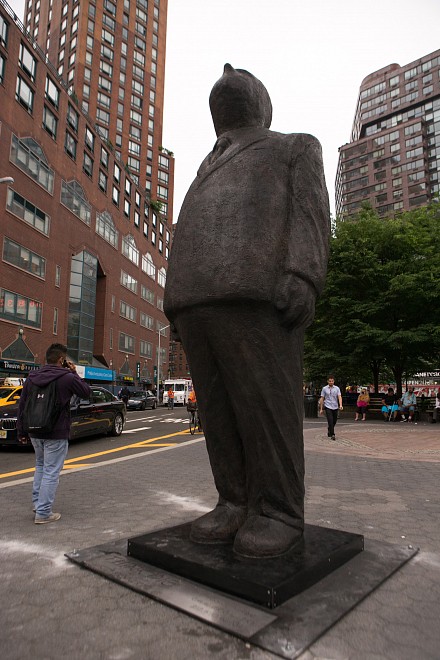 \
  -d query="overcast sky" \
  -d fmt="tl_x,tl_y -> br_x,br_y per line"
10,0 -> 440,218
